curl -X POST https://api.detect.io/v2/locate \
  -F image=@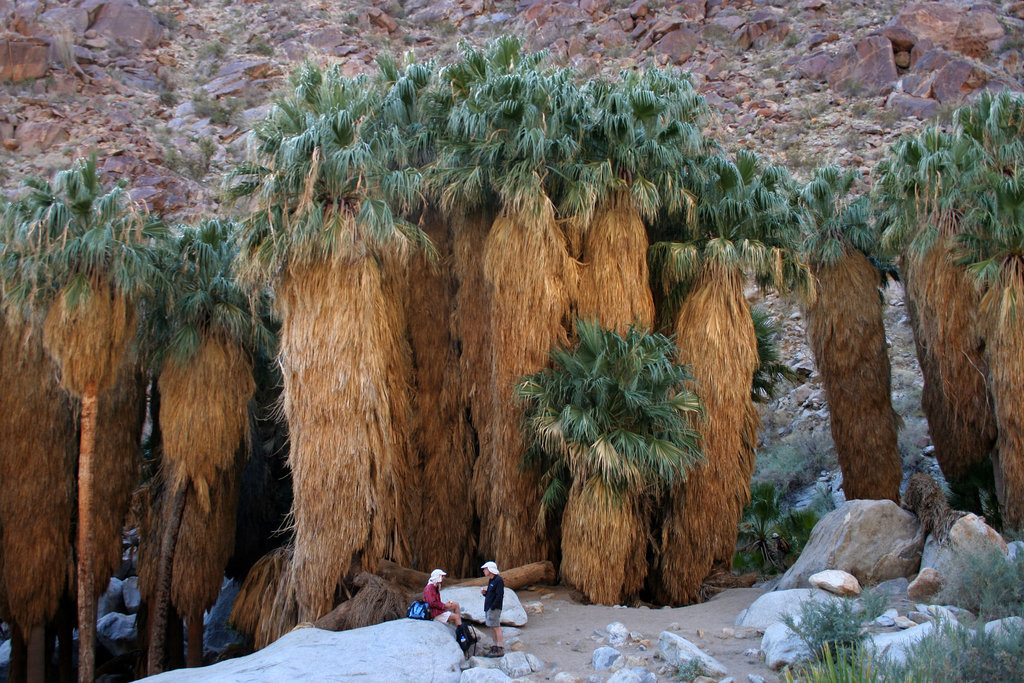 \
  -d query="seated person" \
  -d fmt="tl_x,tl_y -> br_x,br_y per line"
424,568 -> 462,625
